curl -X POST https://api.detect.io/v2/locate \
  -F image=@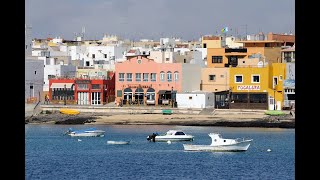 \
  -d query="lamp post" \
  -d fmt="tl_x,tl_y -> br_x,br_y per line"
171,86 -> 174,108
273,88 -> 276,110
64,84 -> 67,105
